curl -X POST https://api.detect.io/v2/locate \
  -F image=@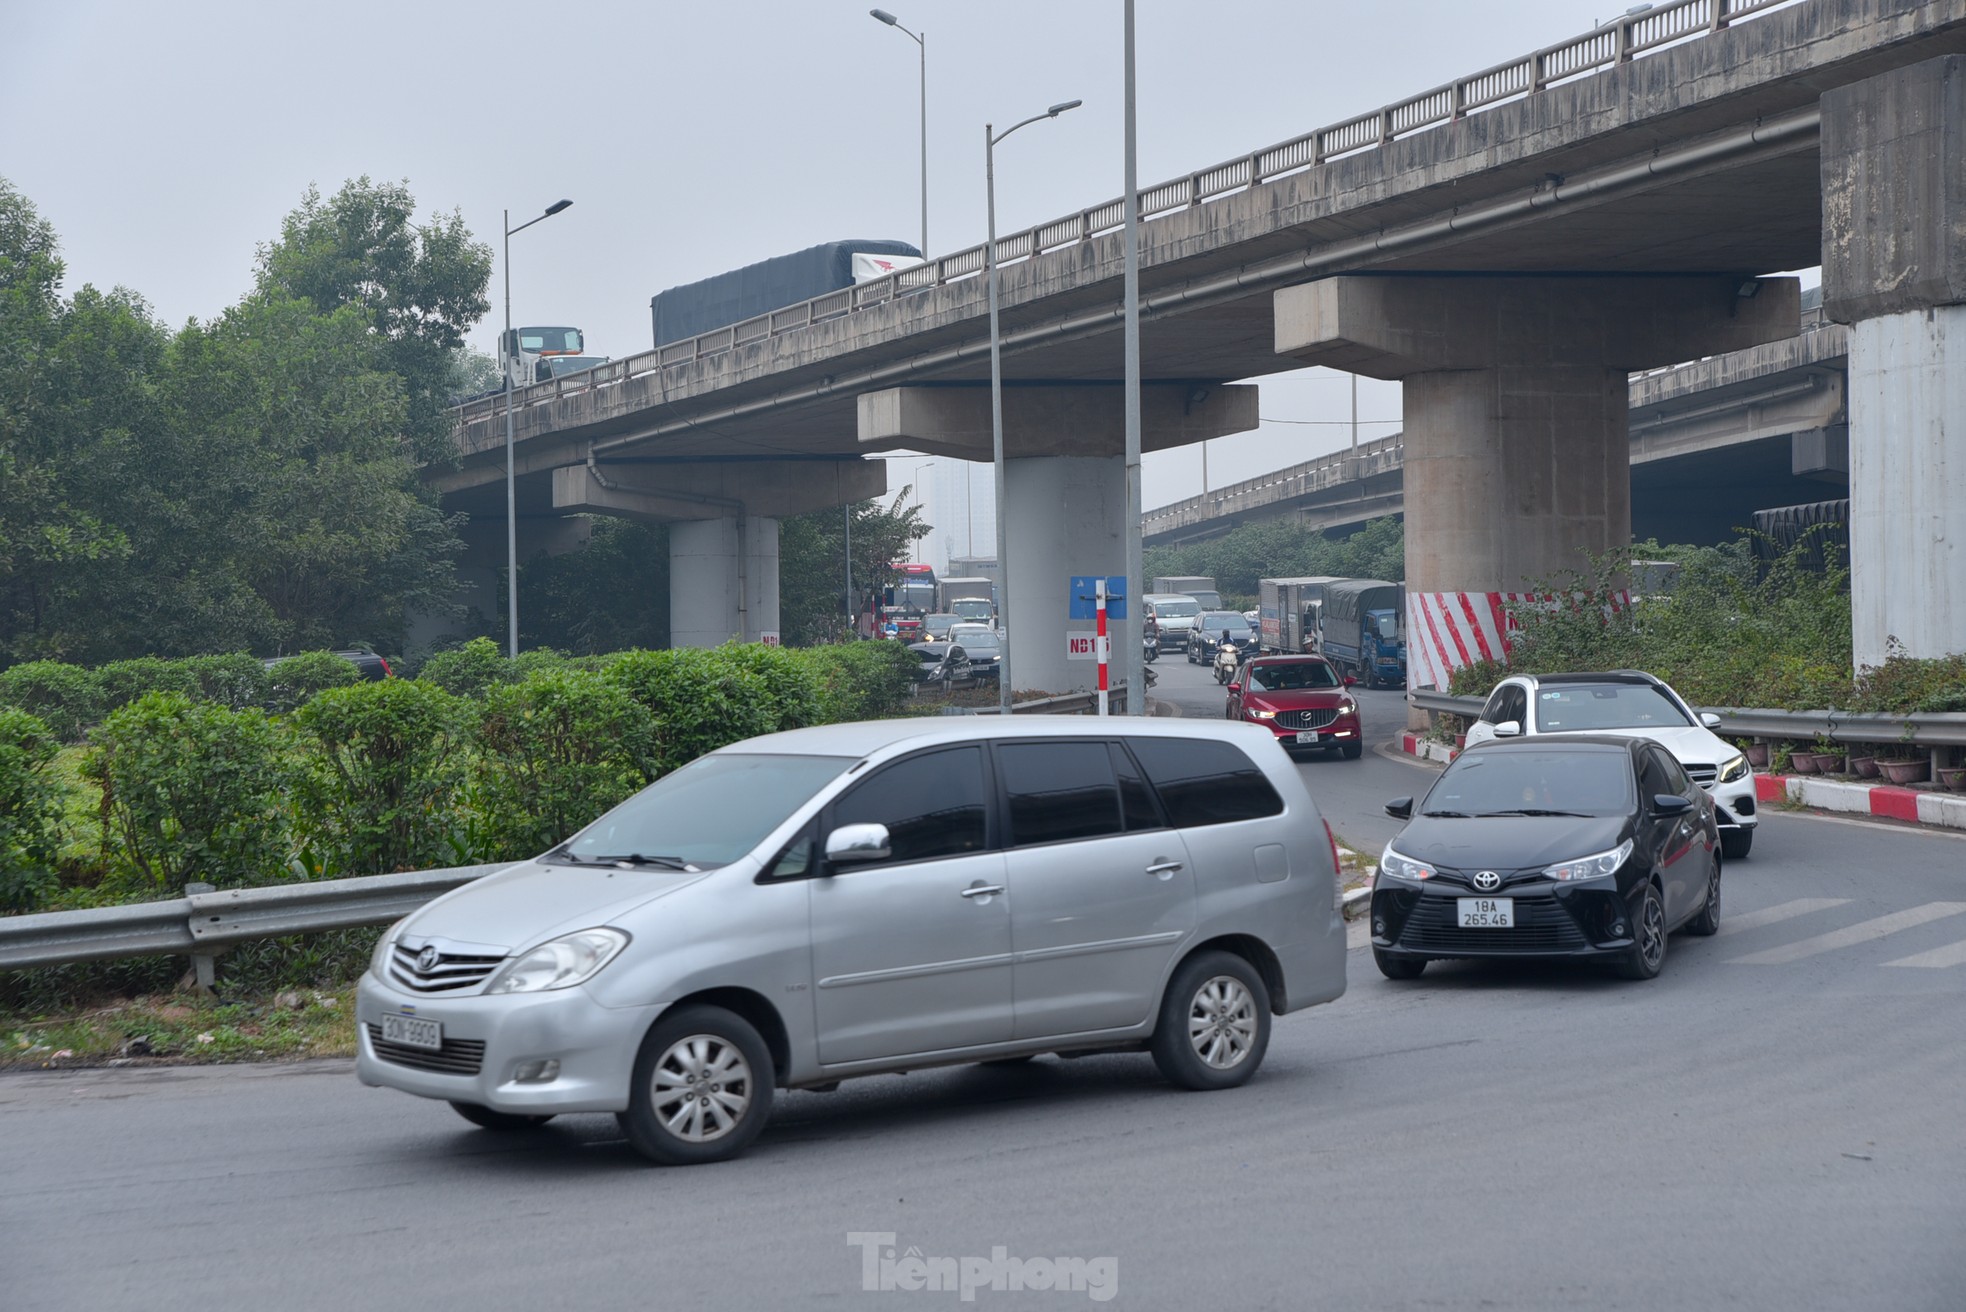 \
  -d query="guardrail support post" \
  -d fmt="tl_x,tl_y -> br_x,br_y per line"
184,883 -> 220,997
